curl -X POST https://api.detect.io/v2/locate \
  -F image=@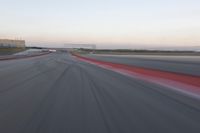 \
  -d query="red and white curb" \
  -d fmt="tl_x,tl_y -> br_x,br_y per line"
73,54 -> 200,100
